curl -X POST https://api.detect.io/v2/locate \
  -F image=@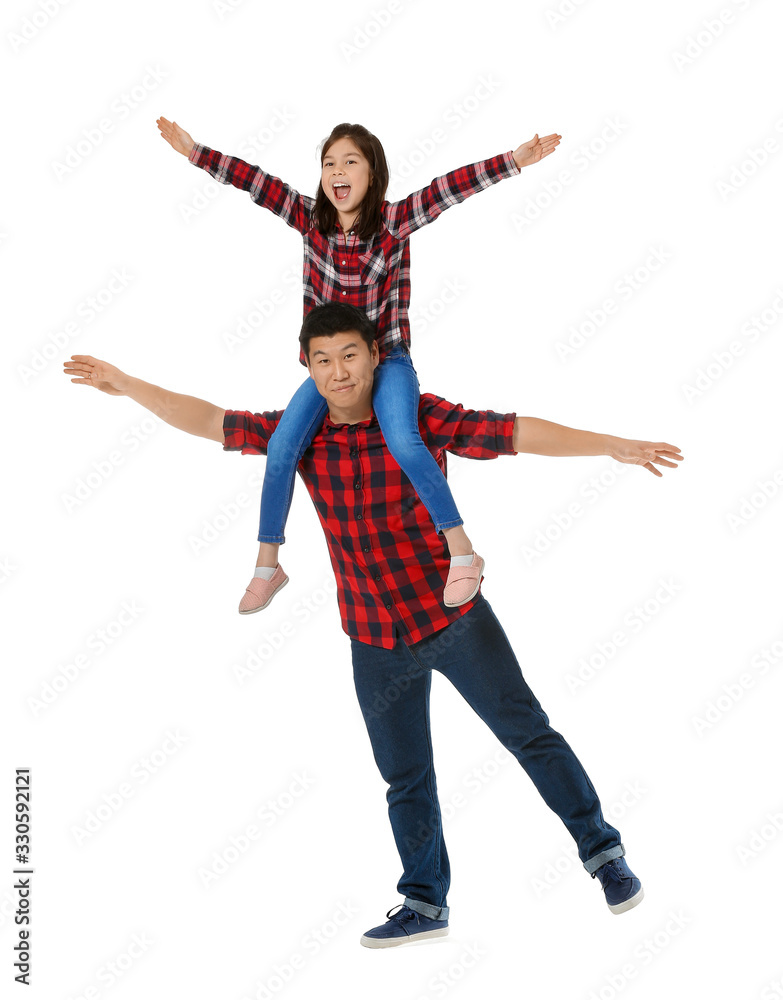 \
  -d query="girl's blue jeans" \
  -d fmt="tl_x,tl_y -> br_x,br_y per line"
257,347 -> 463,543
